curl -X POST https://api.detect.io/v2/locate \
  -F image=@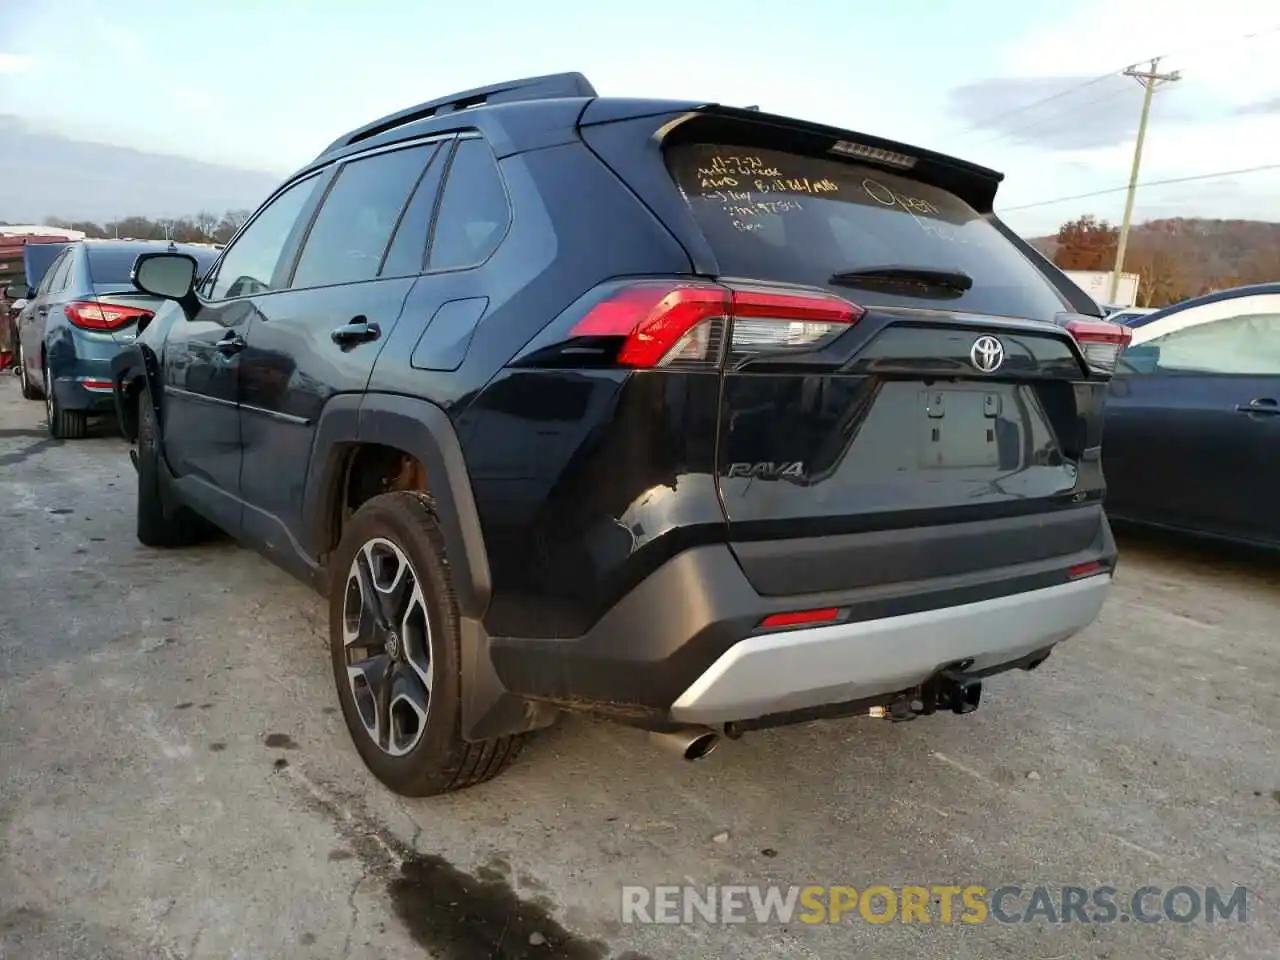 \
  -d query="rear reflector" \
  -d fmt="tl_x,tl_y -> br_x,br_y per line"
64,300 -> 154,332
759,607 -> 841,629
569,281 -> 863,369
1068,560 -> 1105,579
1064,316 -> 1132,376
